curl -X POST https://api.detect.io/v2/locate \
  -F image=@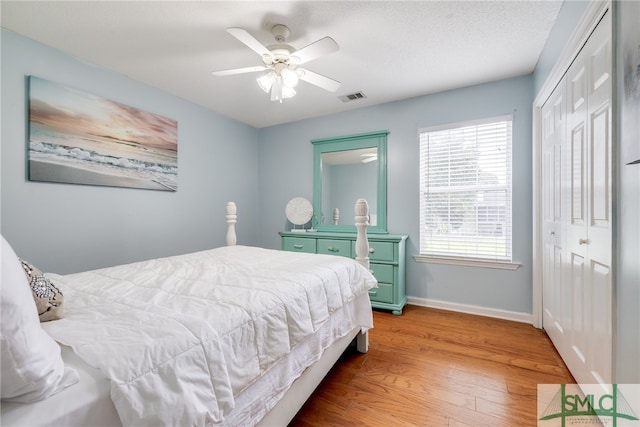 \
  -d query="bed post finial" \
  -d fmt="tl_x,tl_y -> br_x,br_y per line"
354,199 -> 370,270
226,202 -> 237,246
